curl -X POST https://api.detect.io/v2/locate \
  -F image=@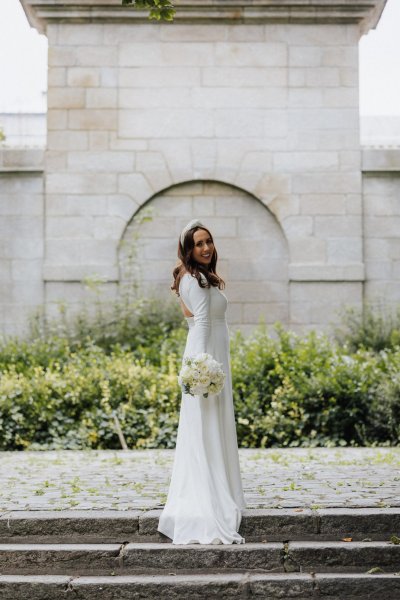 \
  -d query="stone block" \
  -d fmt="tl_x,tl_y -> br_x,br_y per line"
160,23 -> 228,42
119,42 -> 214,67
340,66 -> 358,87
314,216 -> 362,237
0,194 -> 43,217
11,260 -> 43,281
289,46 -> 322,67
323,87 -> 358,108
0,216 -> 42,238
46,194 -> 108,217
288,108 -> 358,132
8,238 -> 43,260
226,302 -> 243,324
326,238 -> 362,264
103,24 -> 161,44
0,260 -> 11,280
118,173 -> 153,203
300,194 -> 346,215
322,46 -> 358,67
119,88 -> 191,109
119,109 -> 213,139
48,46 -> 77,67
58,24 -> 104,46
48,67 -> 67,87
86,89 -> 118,109
288,88 -> 323,107
364,216 -> 400,237
365,260 -> 392,280
47,131 -> 88,151
203,67 -> 287,87
100,67 -> 118,88
0,173 -> 43,194
46,216 -> 94,238
345,194 -> 362,215
215,110 -> 265,138
273,151 -> 338,172
215,42 -> 287,67
93,216 -> 125,240
46,173 -> 117,195
292,173 -> 361,194
364,238 -> 391,261
47,110 -> 68,131
75,46 -> 118,67
68,109 -> 117,131
106,195 -> 139,220
339,150 -> 361,171
243,302 -> 289,324
119,67 -> 201,88
192,197 -> 214,217
45,239 -> 117,265
282,216 -> 313,237
305,68 -> 340,87
290,281 -> 361,304
290,237 -> 326,262
228,24 -> 265,41
89,132 -> 110,150
67,68 -> 100,87
193,87 -> 286,109
67,151 -> 133,172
